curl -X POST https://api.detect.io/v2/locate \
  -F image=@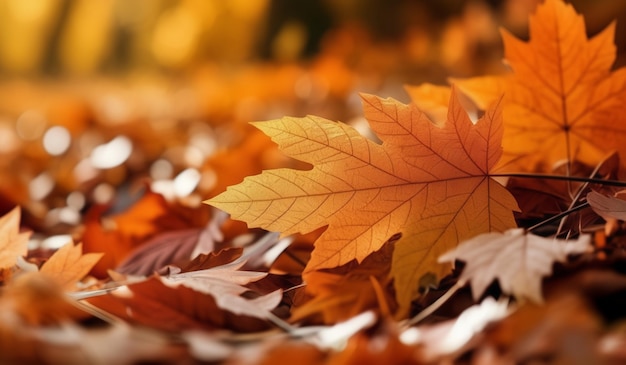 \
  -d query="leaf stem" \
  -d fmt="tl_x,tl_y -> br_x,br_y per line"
526,202 -> 590,232
403,280 -> 465,327
491,173 -> 626,187
266,311 -> 299,333
69,298 -> 128,326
